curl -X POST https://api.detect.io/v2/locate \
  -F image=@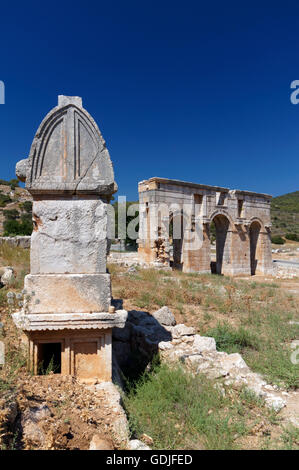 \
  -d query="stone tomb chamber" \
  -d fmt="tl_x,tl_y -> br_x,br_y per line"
13,95 -> 127,381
